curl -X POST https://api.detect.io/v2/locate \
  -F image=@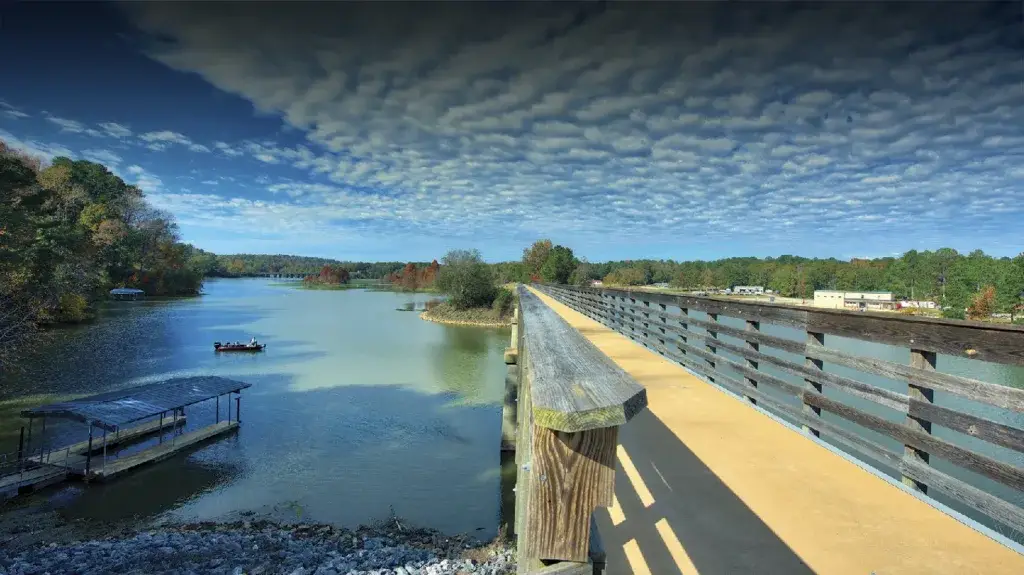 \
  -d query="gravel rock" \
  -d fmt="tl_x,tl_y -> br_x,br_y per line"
0,519 -> 516,575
